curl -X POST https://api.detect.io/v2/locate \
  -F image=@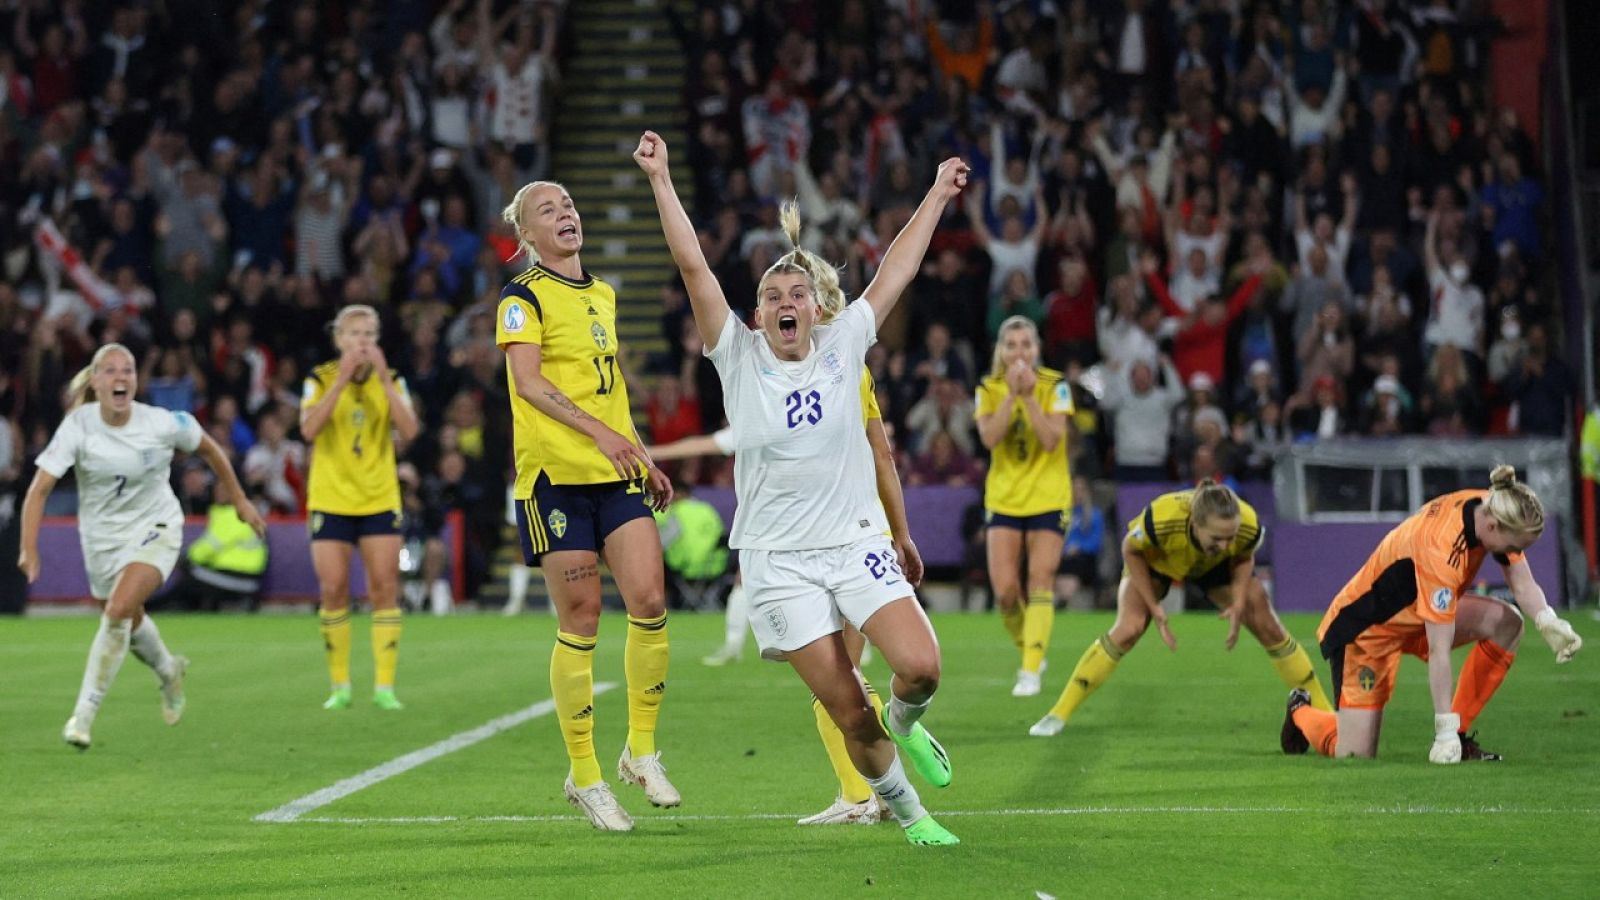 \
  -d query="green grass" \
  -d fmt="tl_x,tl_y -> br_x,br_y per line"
1,611 -> 1597,898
